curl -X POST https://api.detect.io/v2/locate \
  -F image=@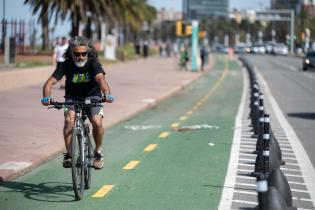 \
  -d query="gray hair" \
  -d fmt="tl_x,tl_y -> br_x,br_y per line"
64,36 -> 97,60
